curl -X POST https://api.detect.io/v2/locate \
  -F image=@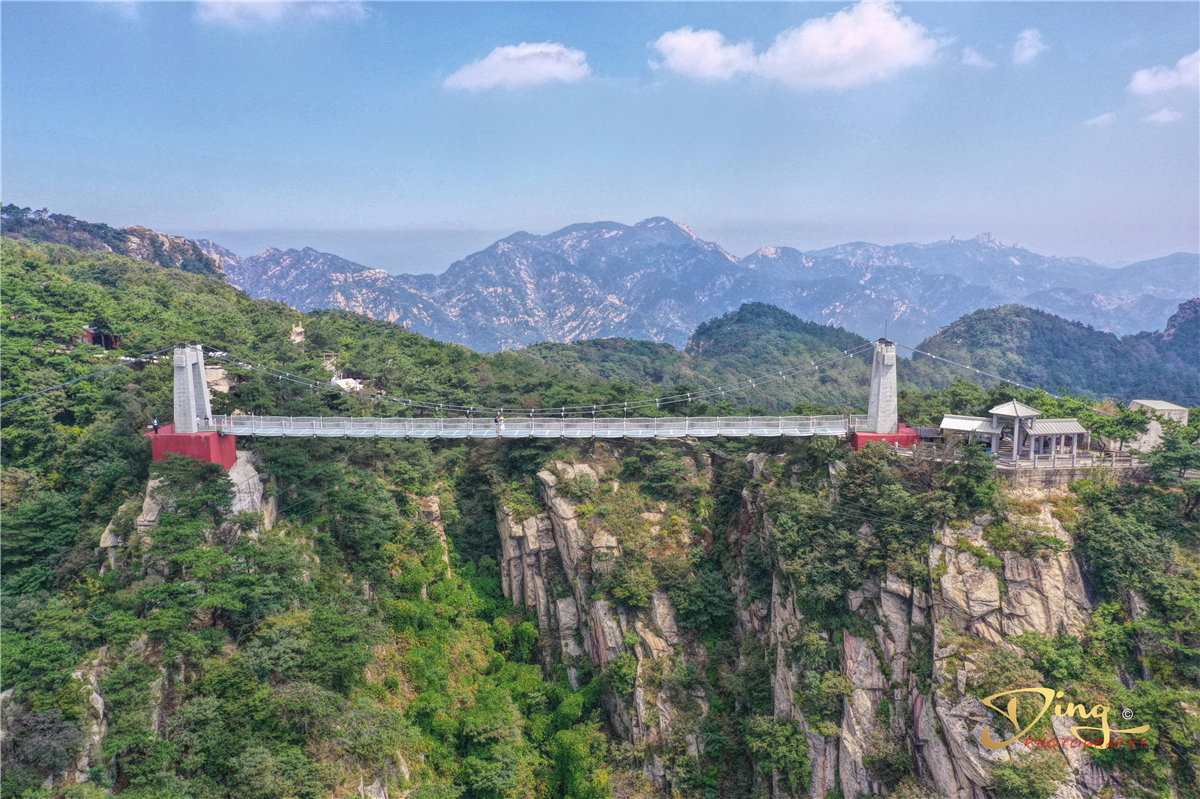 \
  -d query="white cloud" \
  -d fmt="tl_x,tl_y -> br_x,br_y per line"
1084,112 -> 1116,127
1129,50 -> 1200,94
445,42 -> 590,91
1012,29 -> 1047,64
962,46 -> 995,69
653,2 -> 942,90
195,1 -> 365,29
1145,108 -> 1183,124
652,28 -> 756,80
758,2 -> 942,88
